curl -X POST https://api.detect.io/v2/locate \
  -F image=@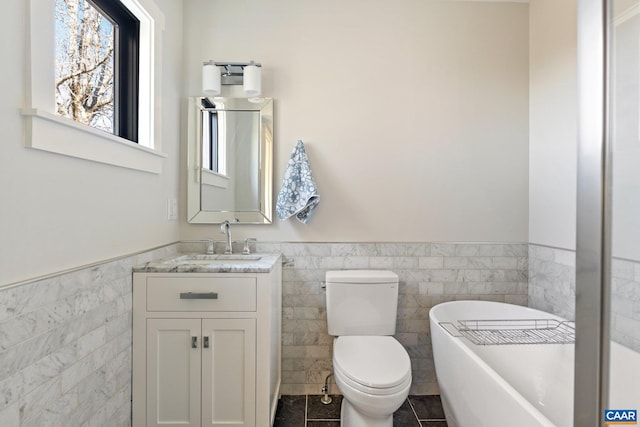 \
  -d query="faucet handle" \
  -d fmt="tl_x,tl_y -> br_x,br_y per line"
243,238 -> 257,255
202,239 -> 214,255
